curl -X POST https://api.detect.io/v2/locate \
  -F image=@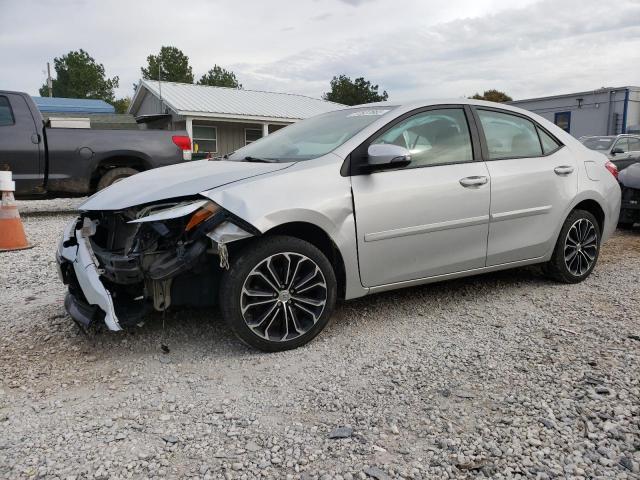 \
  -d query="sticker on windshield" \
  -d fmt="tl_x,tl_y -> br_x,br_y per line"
347,109 -> 390,117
